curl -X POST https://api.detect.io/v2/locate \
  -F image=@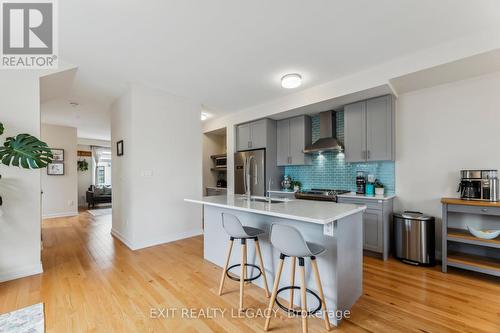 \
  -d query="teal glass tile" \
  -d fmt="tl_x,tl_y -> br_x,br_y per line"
284,112 -> 395,194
